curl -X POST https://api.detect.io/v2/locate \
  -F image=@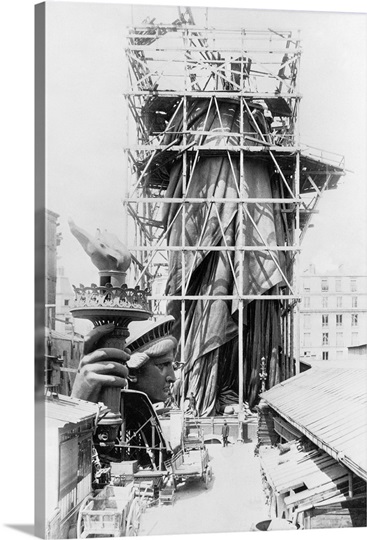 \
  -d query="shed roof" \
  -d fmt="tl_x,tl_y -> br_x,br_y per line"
46,394 -> 108,429
260,442 -> 348,497
260,442 -> 366,517
260,366 -> 367,481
